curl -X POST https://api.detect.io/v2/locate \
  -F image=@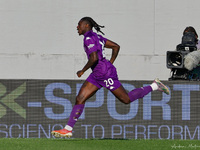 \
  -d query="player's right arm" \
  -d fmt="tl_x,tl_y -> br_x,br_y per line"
105,39 -> 120,64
